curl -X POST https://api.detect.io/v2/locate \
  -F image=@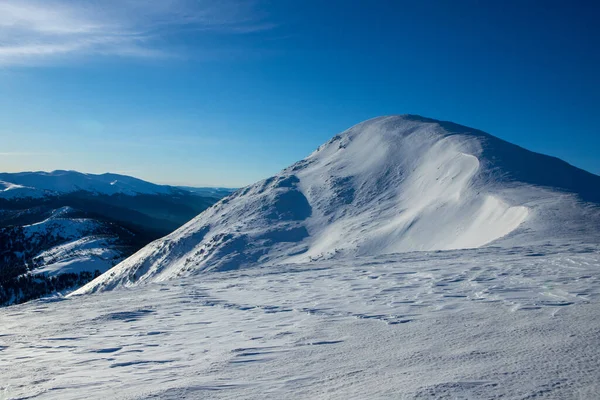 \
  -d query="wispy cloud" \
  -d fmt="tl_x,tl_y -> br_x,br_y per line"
0,0 -> 273,66
0,151 -> 64,156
